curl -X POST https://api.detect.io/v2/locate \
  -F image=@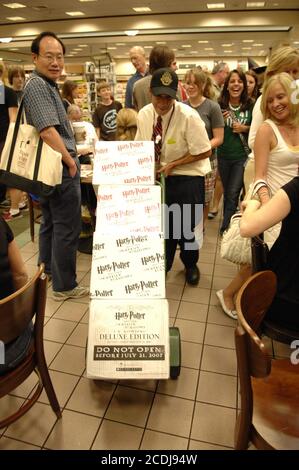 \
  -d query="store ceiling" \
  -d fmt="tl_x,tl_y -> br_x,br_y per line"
0,0 -> 298,64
